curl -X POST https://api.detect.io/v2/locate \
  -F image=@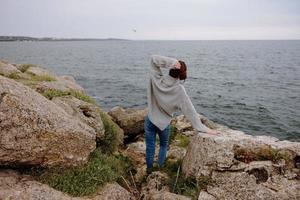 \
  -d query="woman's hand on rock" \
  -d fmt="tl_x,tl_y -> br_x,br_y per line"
206,128 -> 221,135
